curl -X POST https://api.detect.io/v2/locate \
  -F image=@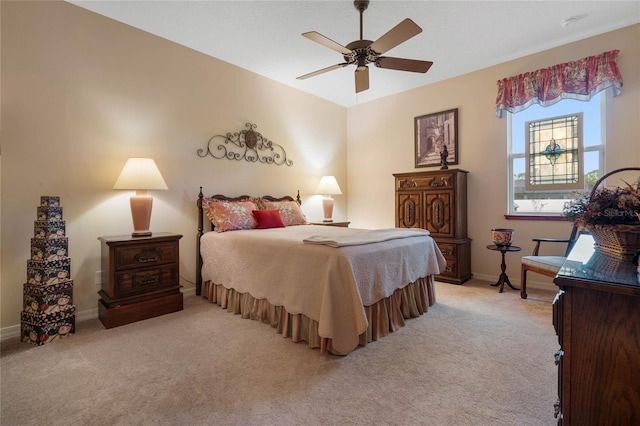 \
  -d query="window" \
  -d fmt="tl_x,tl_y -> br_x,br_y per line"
525,113 -> 583,191
507,92 -> 604,215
